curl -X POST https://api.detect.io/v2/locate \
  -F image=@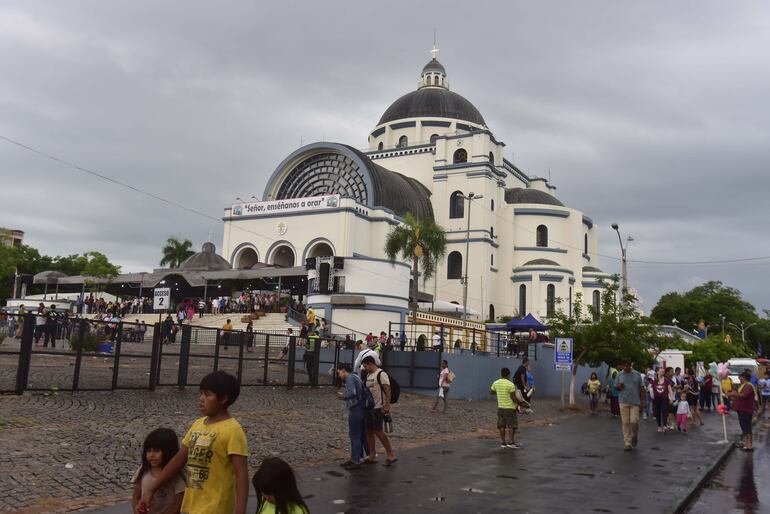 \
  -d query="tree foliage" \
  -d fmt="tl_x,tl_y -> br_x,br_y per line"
650,280 -> 768,353
686,335 -> 754,366
159,237 -> 195,269
384,213 -> 447,308
547,276 -> 664,405
0,244 -> 119,303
